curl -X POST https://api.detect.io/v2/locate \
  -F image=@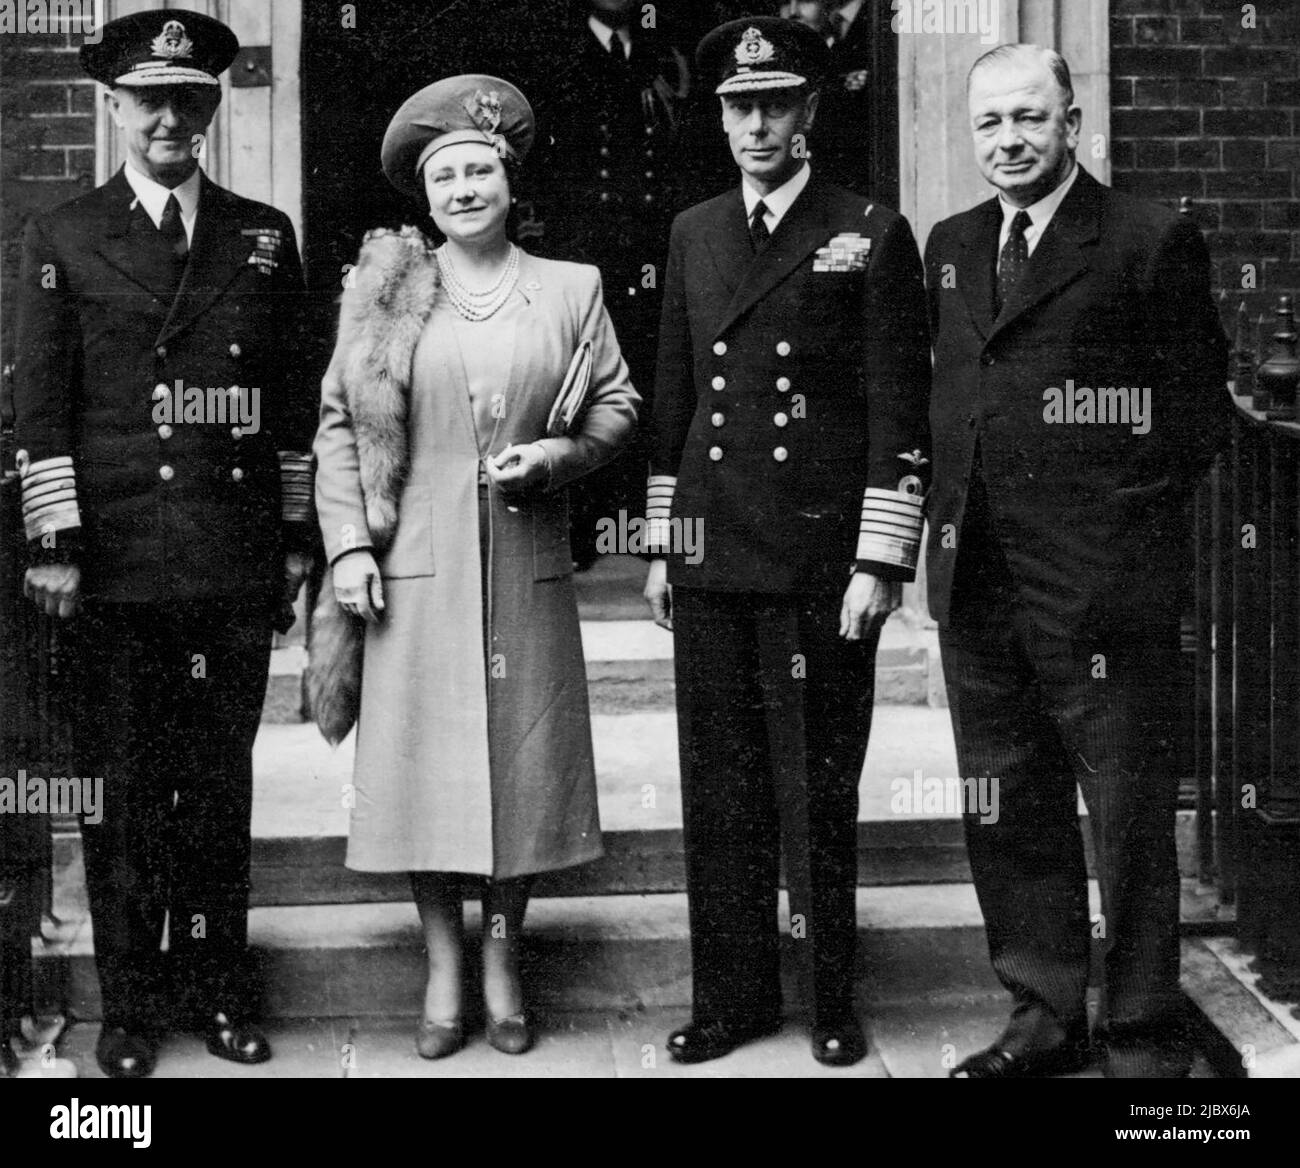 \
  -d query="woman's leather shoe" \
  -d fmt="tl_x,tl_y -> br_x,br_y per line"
96,1026 -> 156,1079
811,1016 -> 868,1067
416,1017 -> 465,1059
205,1011 -> 272,1065
667,1016 -> 782,1064
486,1011 -> 534,1055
